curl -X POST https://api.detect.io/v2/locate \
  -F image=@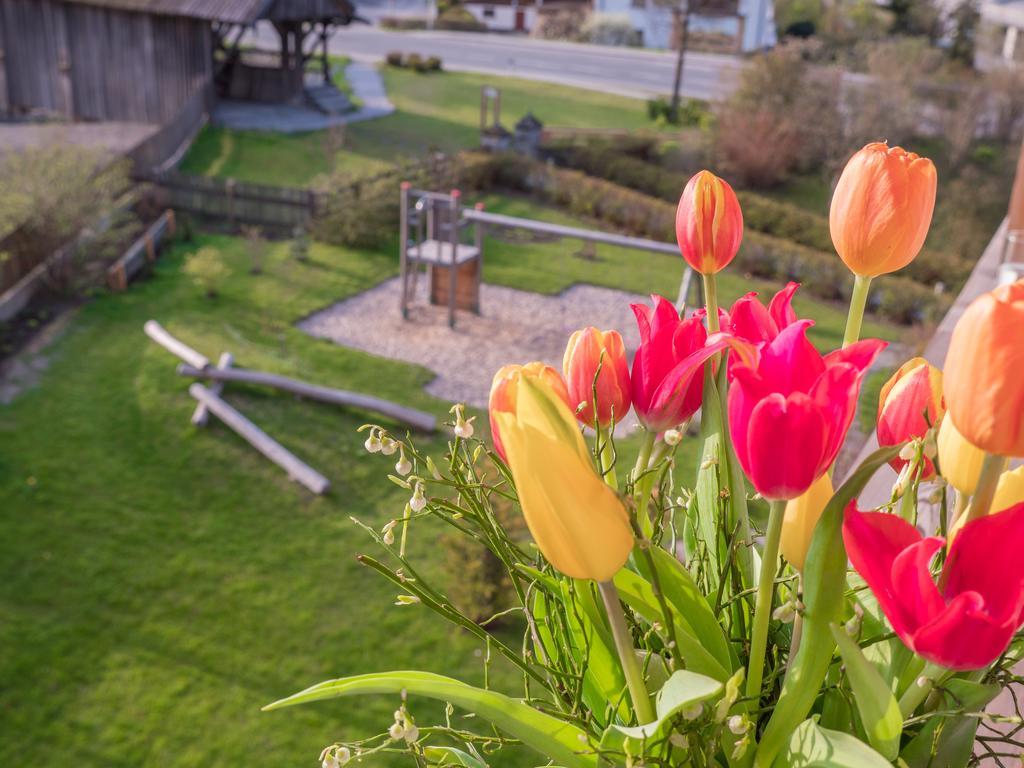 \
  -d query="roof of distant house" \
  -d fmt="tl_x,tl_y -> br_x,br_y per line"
60,0 -> 354,24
